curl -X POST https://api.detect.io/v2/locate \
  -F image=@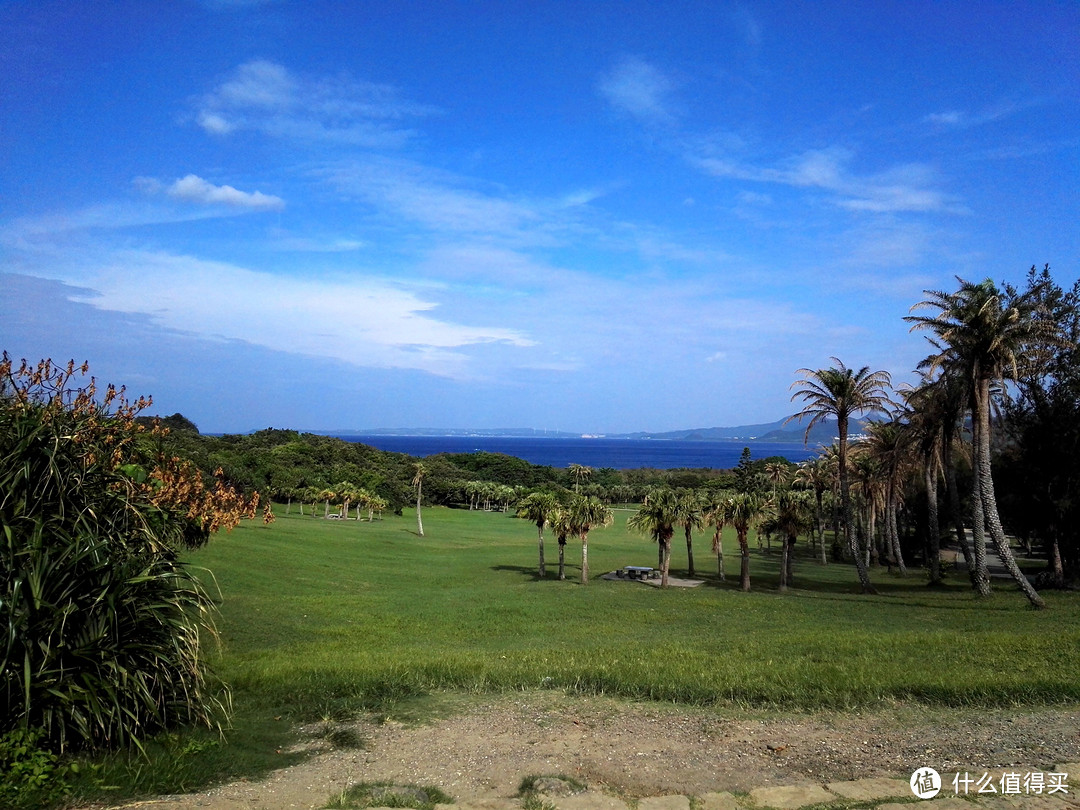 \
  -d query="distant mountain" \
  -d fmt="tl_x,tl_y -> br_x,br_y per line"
313,416 -> 867,445
608,415 -> 865,445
